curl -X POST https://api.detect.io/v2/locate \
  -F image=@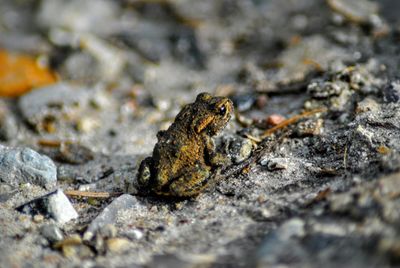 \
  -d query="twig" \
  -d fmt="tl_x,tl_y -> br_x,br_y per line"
260,107 -> 327,139
64,190 -> 122,199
